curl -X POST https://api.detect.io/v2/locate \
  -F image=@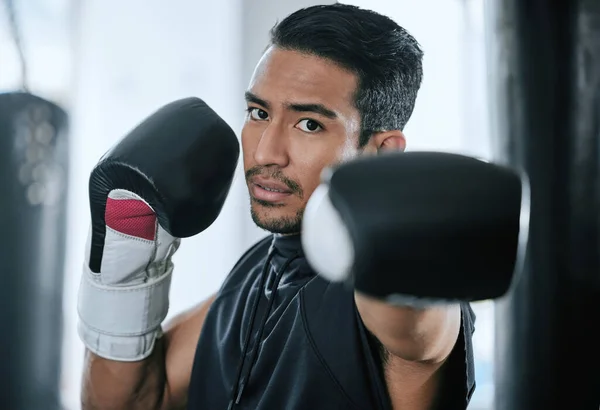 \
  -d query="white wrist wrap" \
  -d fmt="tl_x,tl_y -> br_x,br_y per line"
78,189 -> 180,361
77,262 -> 173,361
